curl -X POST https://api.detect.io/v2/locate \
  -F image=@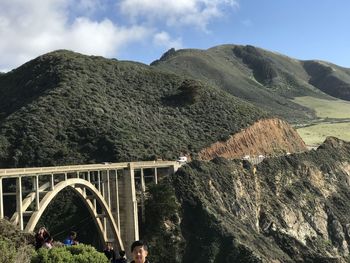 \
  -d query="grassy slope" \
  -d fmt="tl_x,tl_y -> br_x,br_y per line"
297,122 -> 350,145
0,50 -> 268,168
293,96 -> 350,119
152,44 -> 350,124
293,96 -> 350,145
